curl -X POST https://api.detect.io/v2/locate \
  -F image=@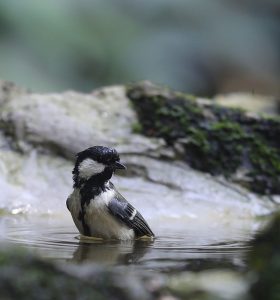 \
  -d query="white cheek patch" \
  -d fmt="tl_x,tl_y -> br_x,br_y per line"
78,158 -> 105,178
